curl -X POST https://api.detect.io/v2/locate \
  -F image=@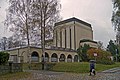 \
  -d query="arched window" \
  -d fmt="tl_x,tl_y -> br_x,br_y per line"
51,53 -> 58,62
74,55 -> 78,62
31,51 -> 39,62
67,54 -> 72,62
59,54 -> 65,62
